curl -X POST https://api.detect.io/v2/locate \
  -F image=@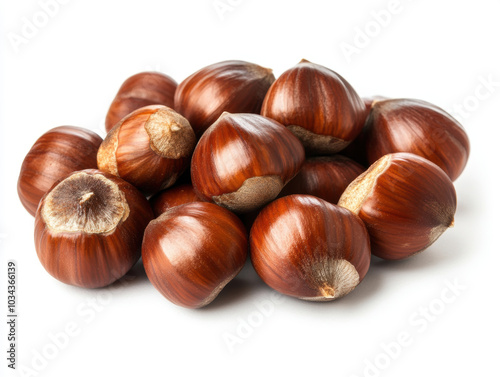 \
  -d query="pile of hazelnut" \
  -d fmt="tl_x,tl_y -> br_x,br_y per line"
18,59 -> 470,308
